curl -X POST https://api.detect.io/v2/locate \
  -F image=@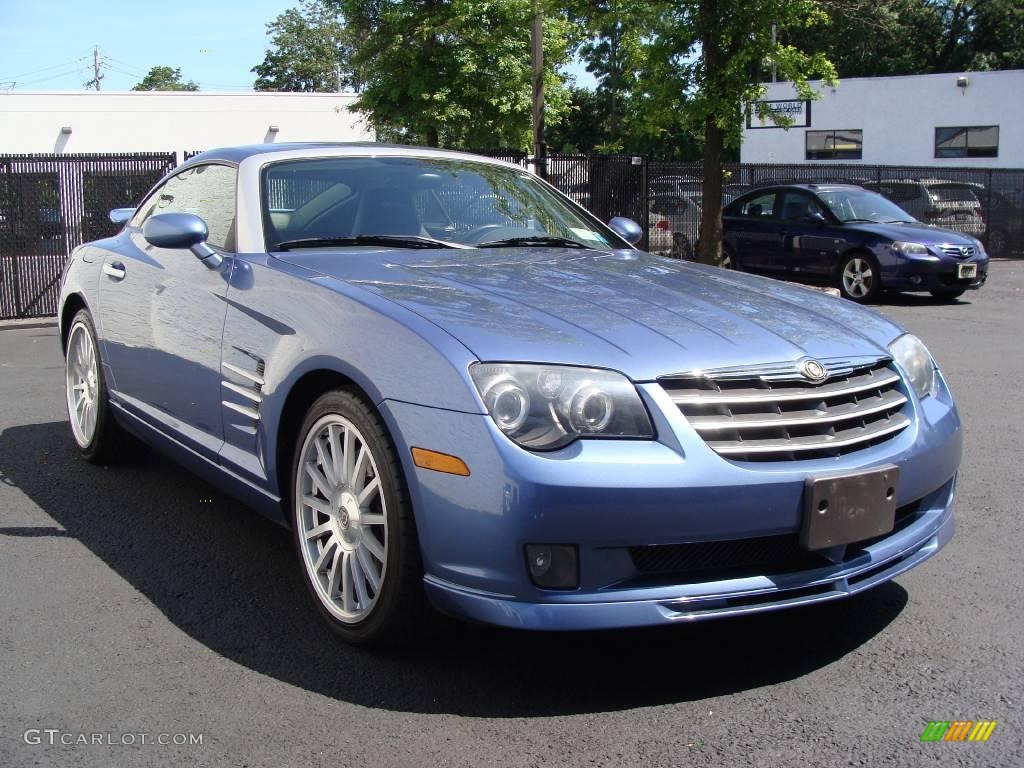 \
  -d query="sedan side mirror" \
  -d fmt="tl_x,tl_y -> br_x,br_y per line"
109,207 -> 135,225
143,212 -> 223,269
608,216 -> 643,245
804,211 -> 828,225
